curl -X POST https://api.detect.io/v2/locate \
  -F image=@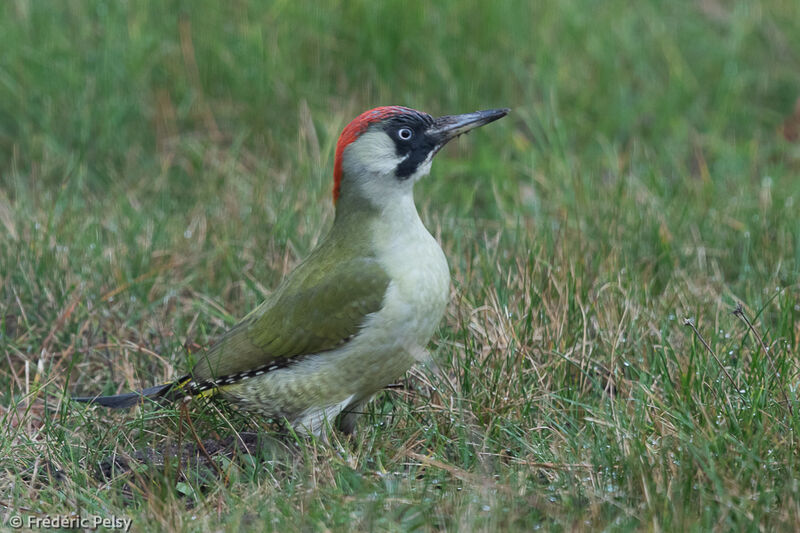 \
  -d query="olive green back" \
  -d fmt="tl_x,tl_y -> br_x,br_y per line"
191,207 -> 390,380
